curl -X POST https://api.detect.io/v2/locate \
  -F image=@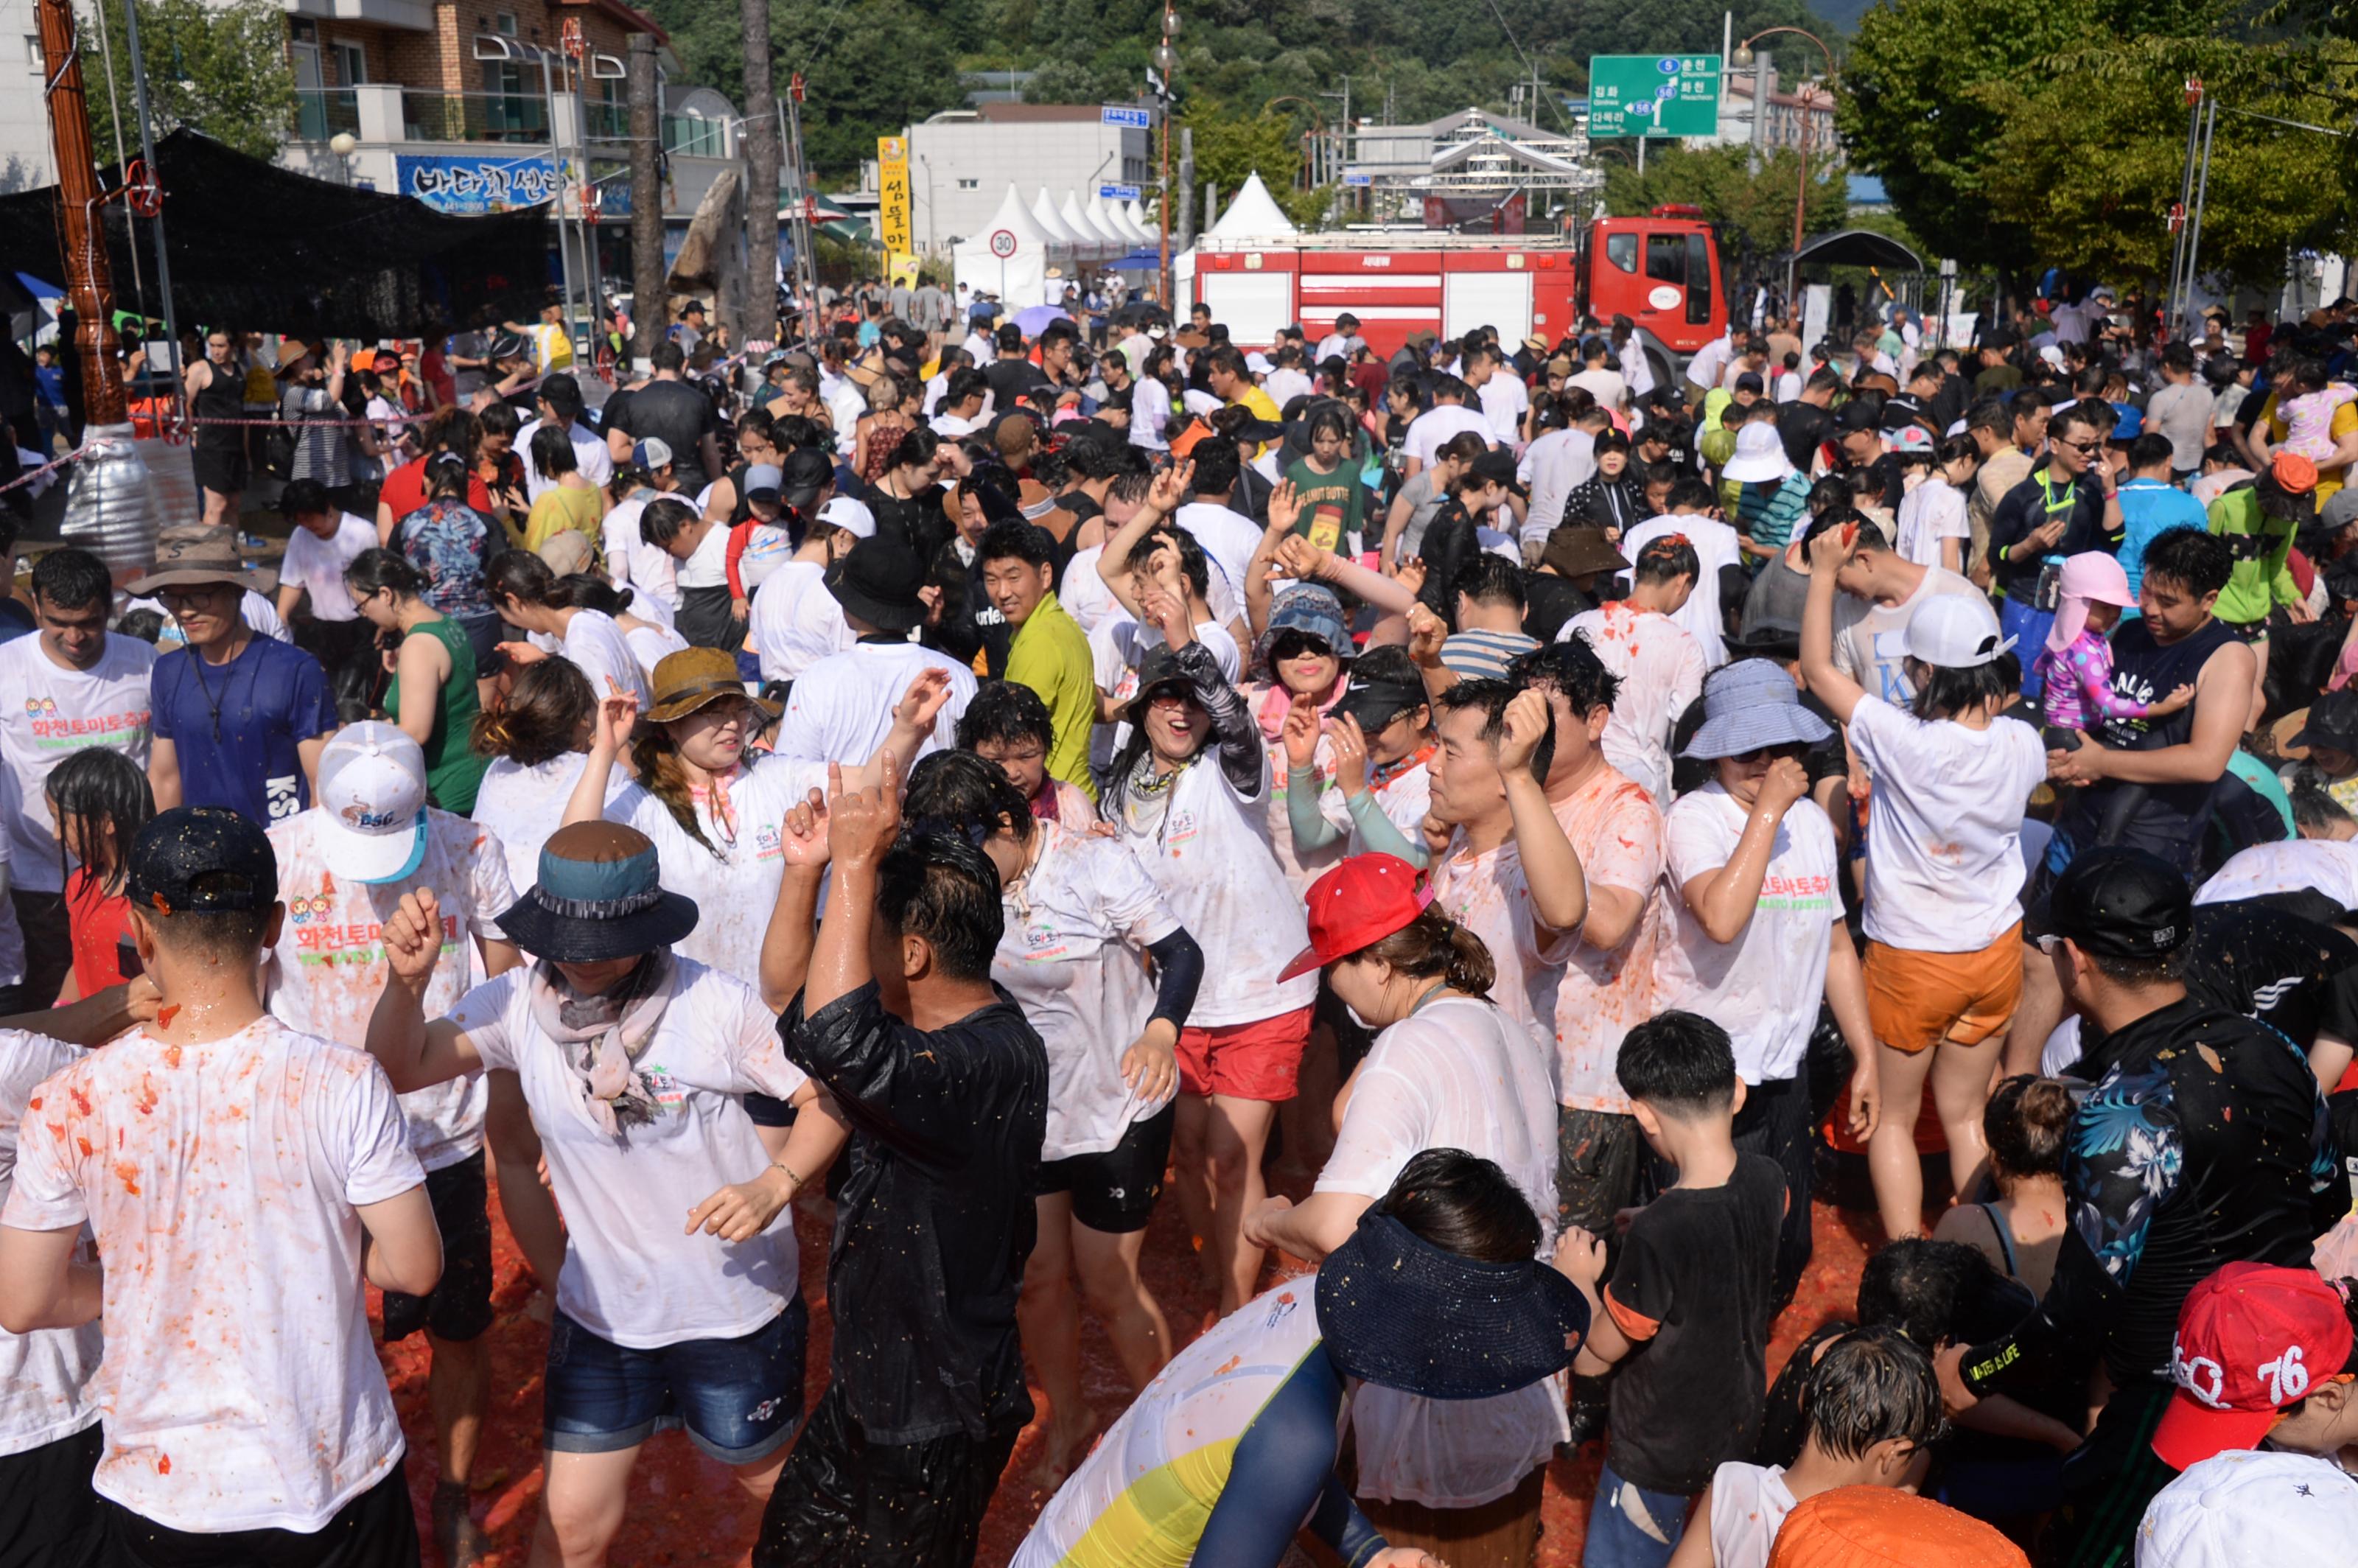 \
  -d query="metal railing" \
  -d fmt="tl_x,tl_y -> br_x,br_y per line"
293,88 -> 360,143
584,101 -> 629,141
664,115 -> 727,158
402,90 -> 549,144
